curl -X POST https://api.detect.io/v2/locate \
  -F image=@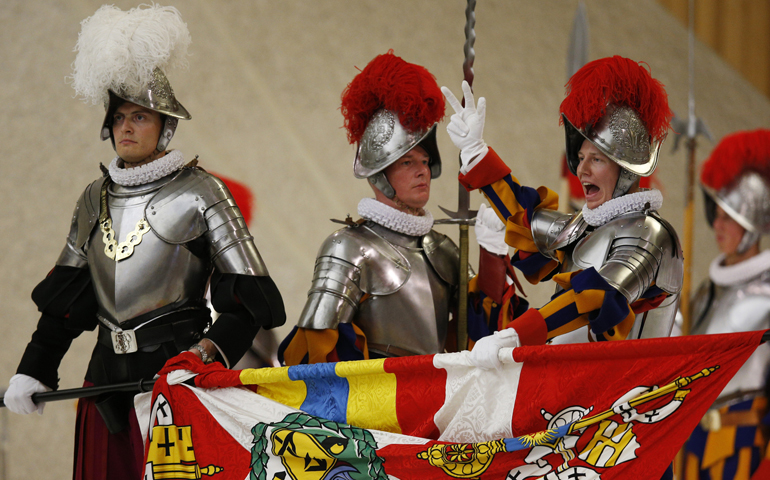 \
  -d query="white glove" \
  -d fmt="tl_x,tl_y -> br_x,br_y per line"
470,328 -> 520,370
5,374 -> 50,415
441,81 -> 489,174
475,203 -> 508,255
